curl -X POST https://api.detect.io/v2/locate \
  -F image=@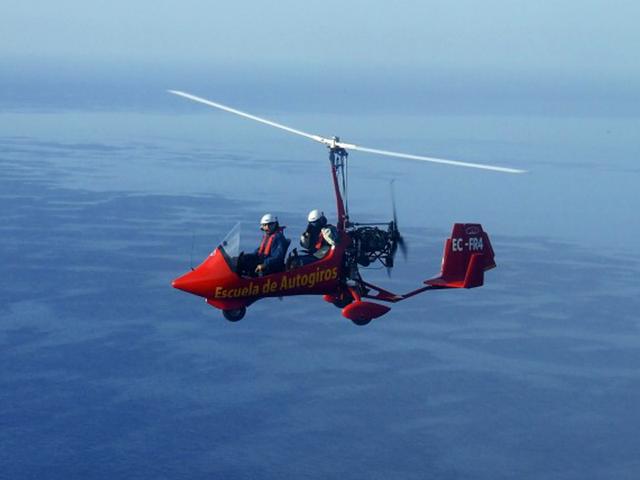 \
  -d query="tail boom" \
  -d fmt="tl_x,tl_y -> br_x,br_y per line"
341,223 -> 496,318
